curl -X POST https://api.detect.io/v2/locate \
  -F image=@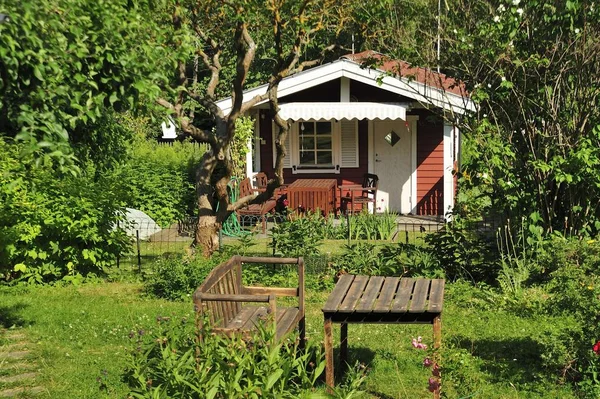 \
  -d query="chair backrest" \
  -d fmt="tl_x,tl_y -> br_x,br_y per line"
362,173 -> 379,193
238,178 -> 253,198
254,172 -> 268,190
